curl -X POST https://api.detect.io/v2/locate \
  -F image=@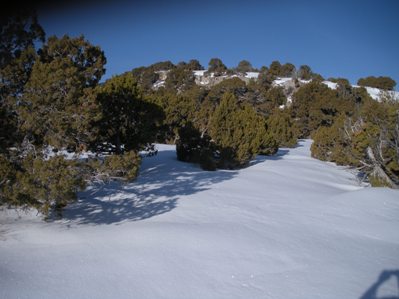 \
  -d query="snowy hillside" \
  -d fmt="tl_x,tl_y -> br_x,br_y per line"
190,71 -> 399,101
1,140 -> 398,299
